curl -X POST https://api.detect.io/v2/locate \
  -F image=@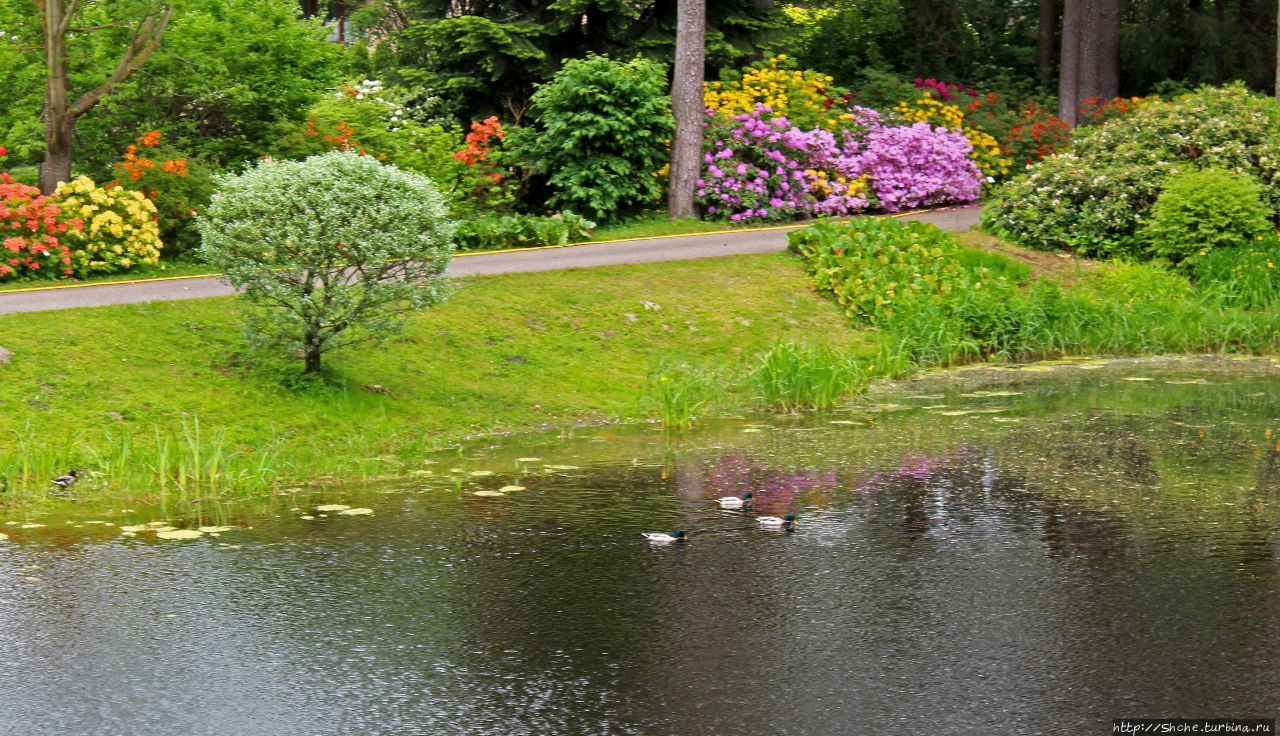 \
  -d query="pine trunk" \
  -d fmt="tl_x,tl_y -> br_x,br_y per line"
1058,0 -> 1121,126
1038,0 -> 1057,86
667,0 -> 706,221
